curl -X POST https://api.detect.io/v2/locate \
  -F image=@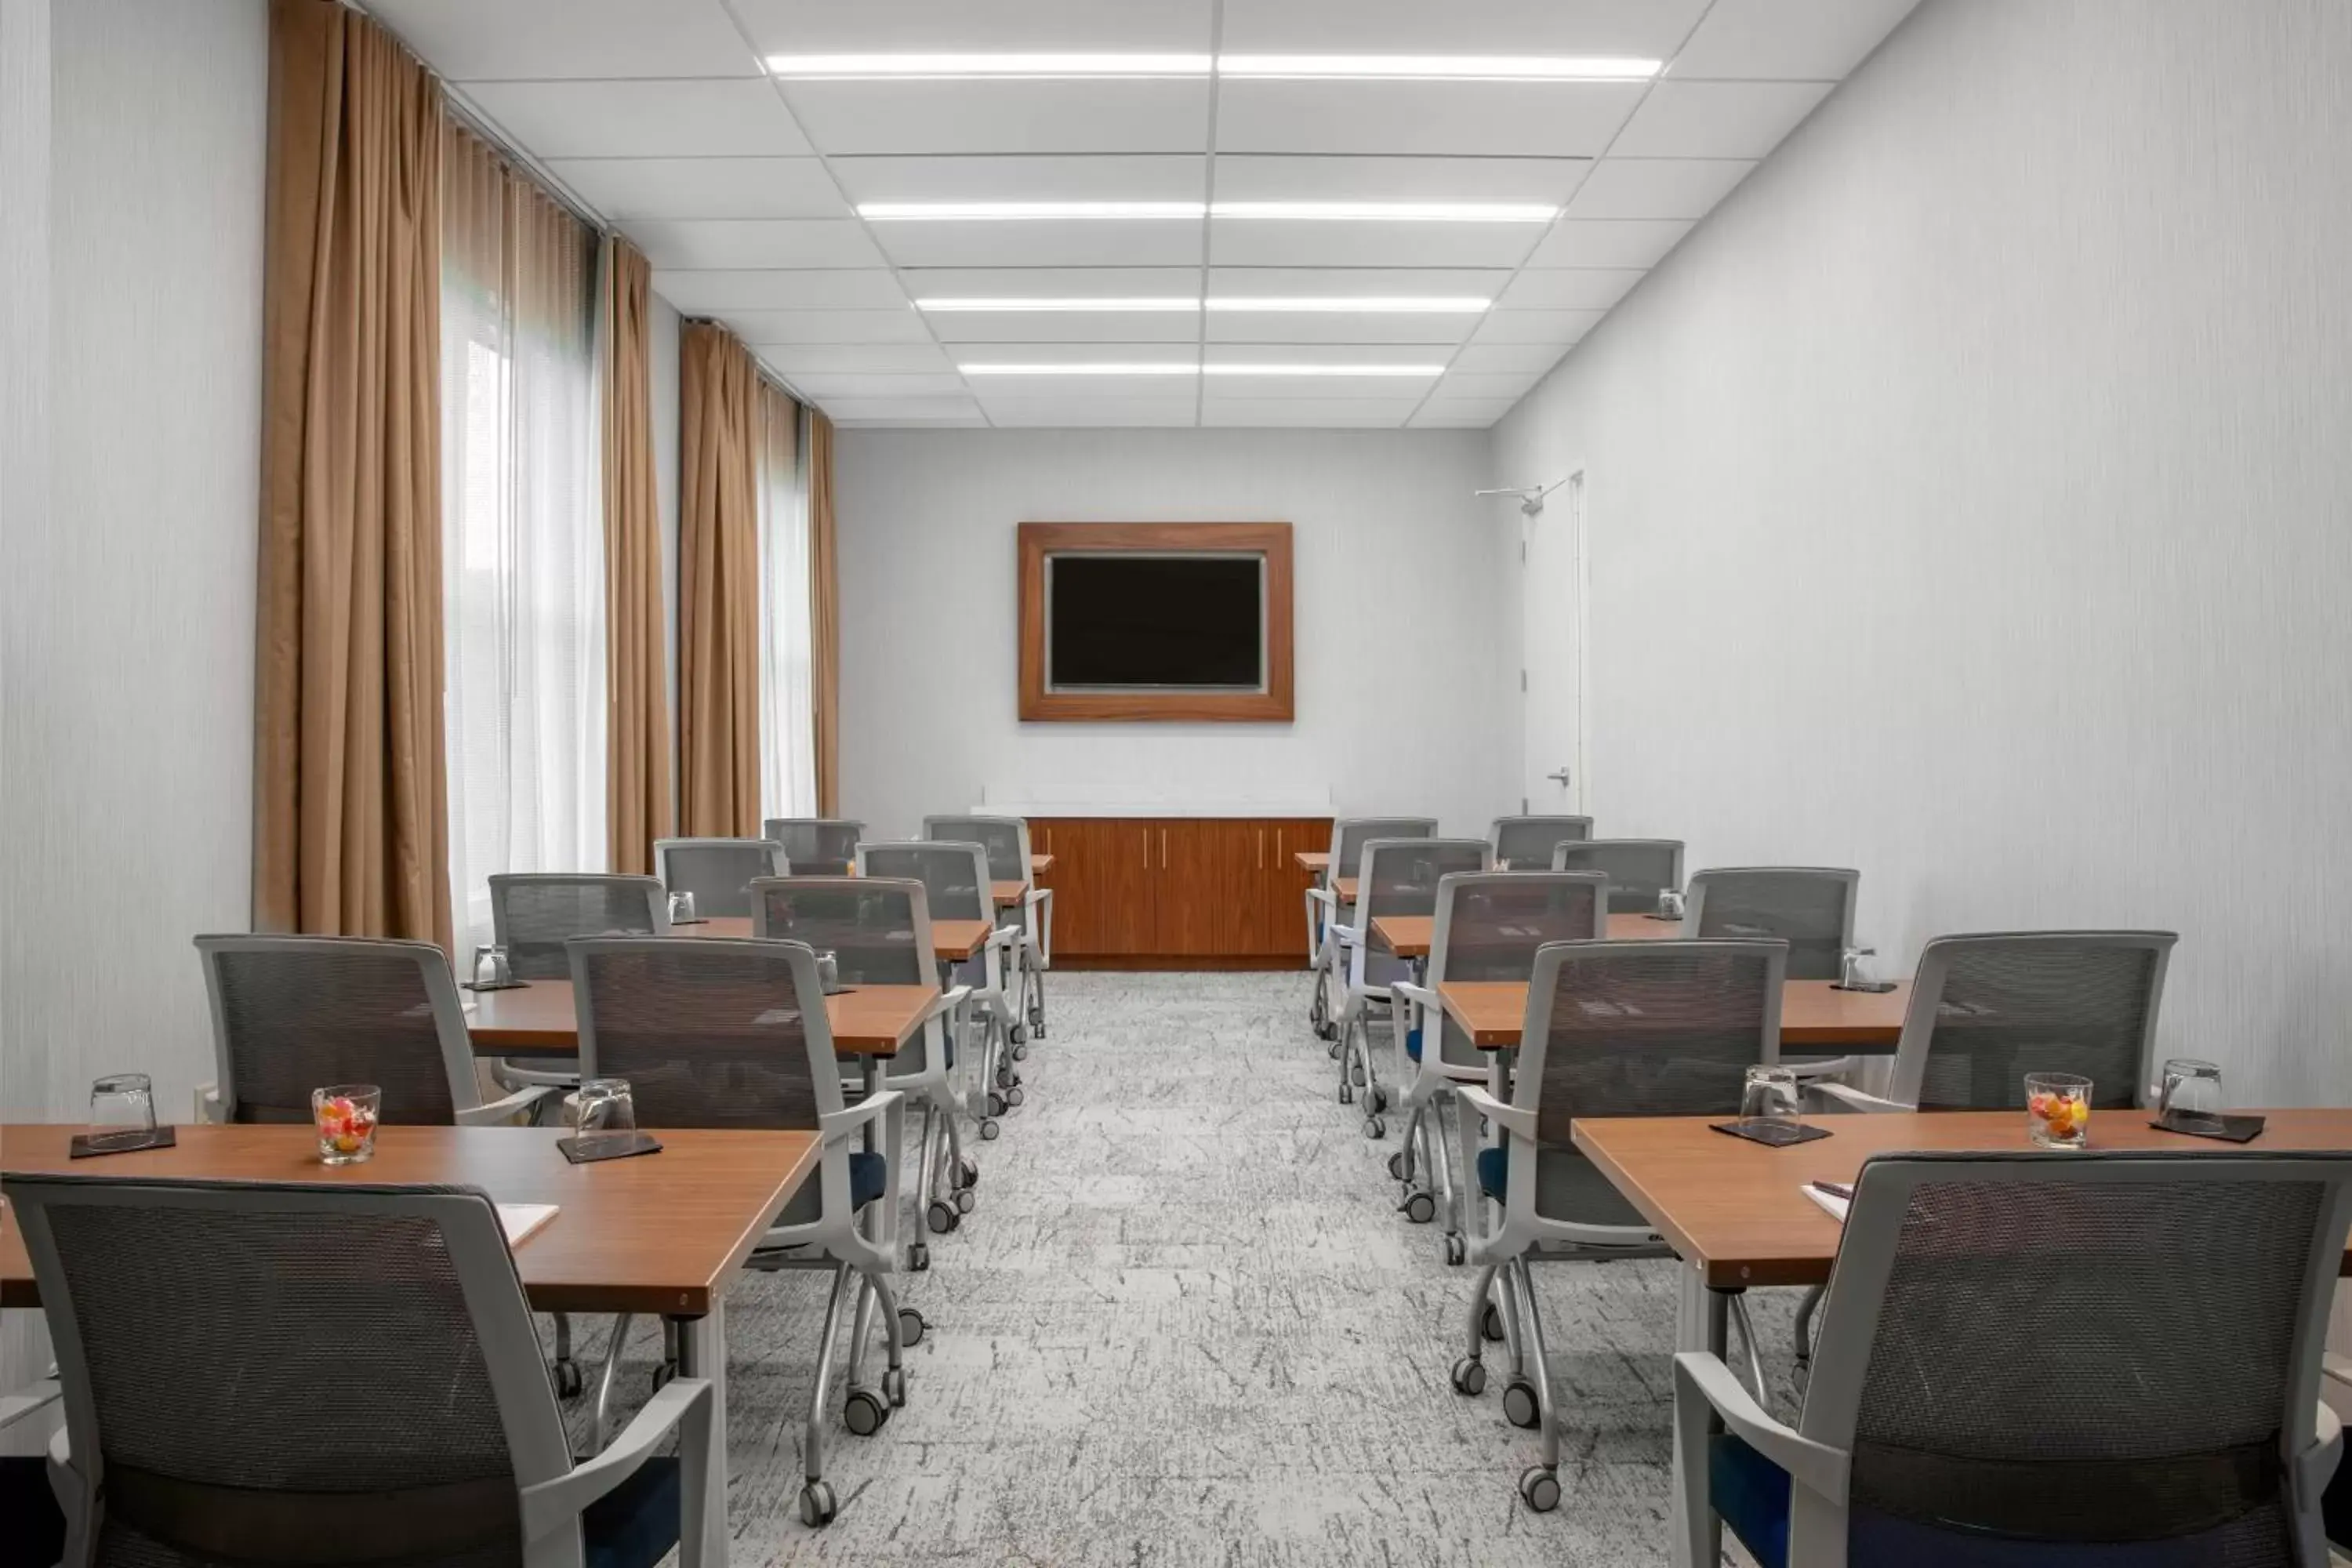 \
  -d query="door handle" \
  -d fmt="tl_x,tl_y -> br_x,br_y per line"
1546,768 -> 1573,785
